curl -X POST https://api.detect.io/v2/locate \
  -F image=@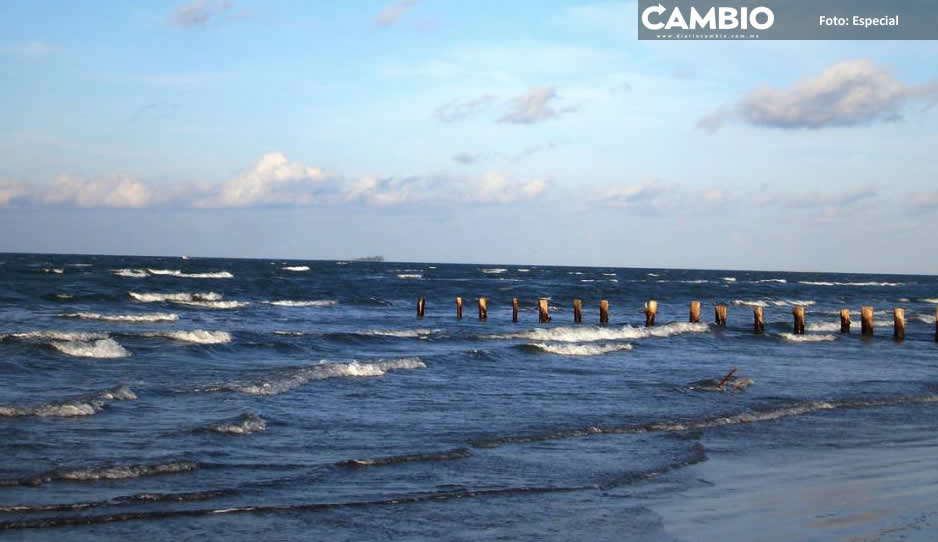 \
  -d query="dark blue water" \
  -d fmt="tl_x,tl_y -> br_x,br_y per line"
1,254 -> 937,540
